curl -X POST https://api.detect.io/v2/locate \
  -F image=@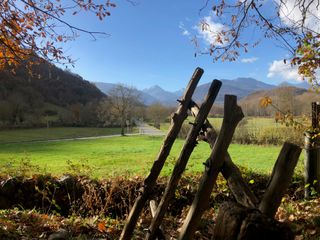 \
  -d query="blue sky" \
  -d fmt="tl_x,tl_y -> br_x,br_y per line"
60,0 -> 306,91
